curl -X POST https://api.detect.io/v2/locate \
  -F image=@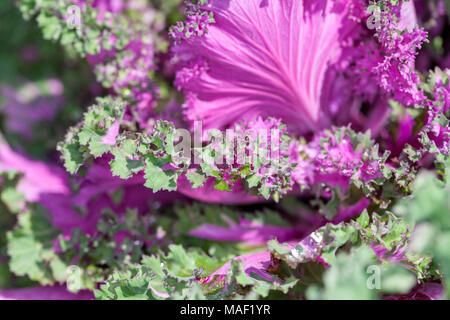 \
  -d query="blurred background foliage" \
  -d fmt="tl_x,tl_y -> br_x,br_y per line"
0,0 -> 98,160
